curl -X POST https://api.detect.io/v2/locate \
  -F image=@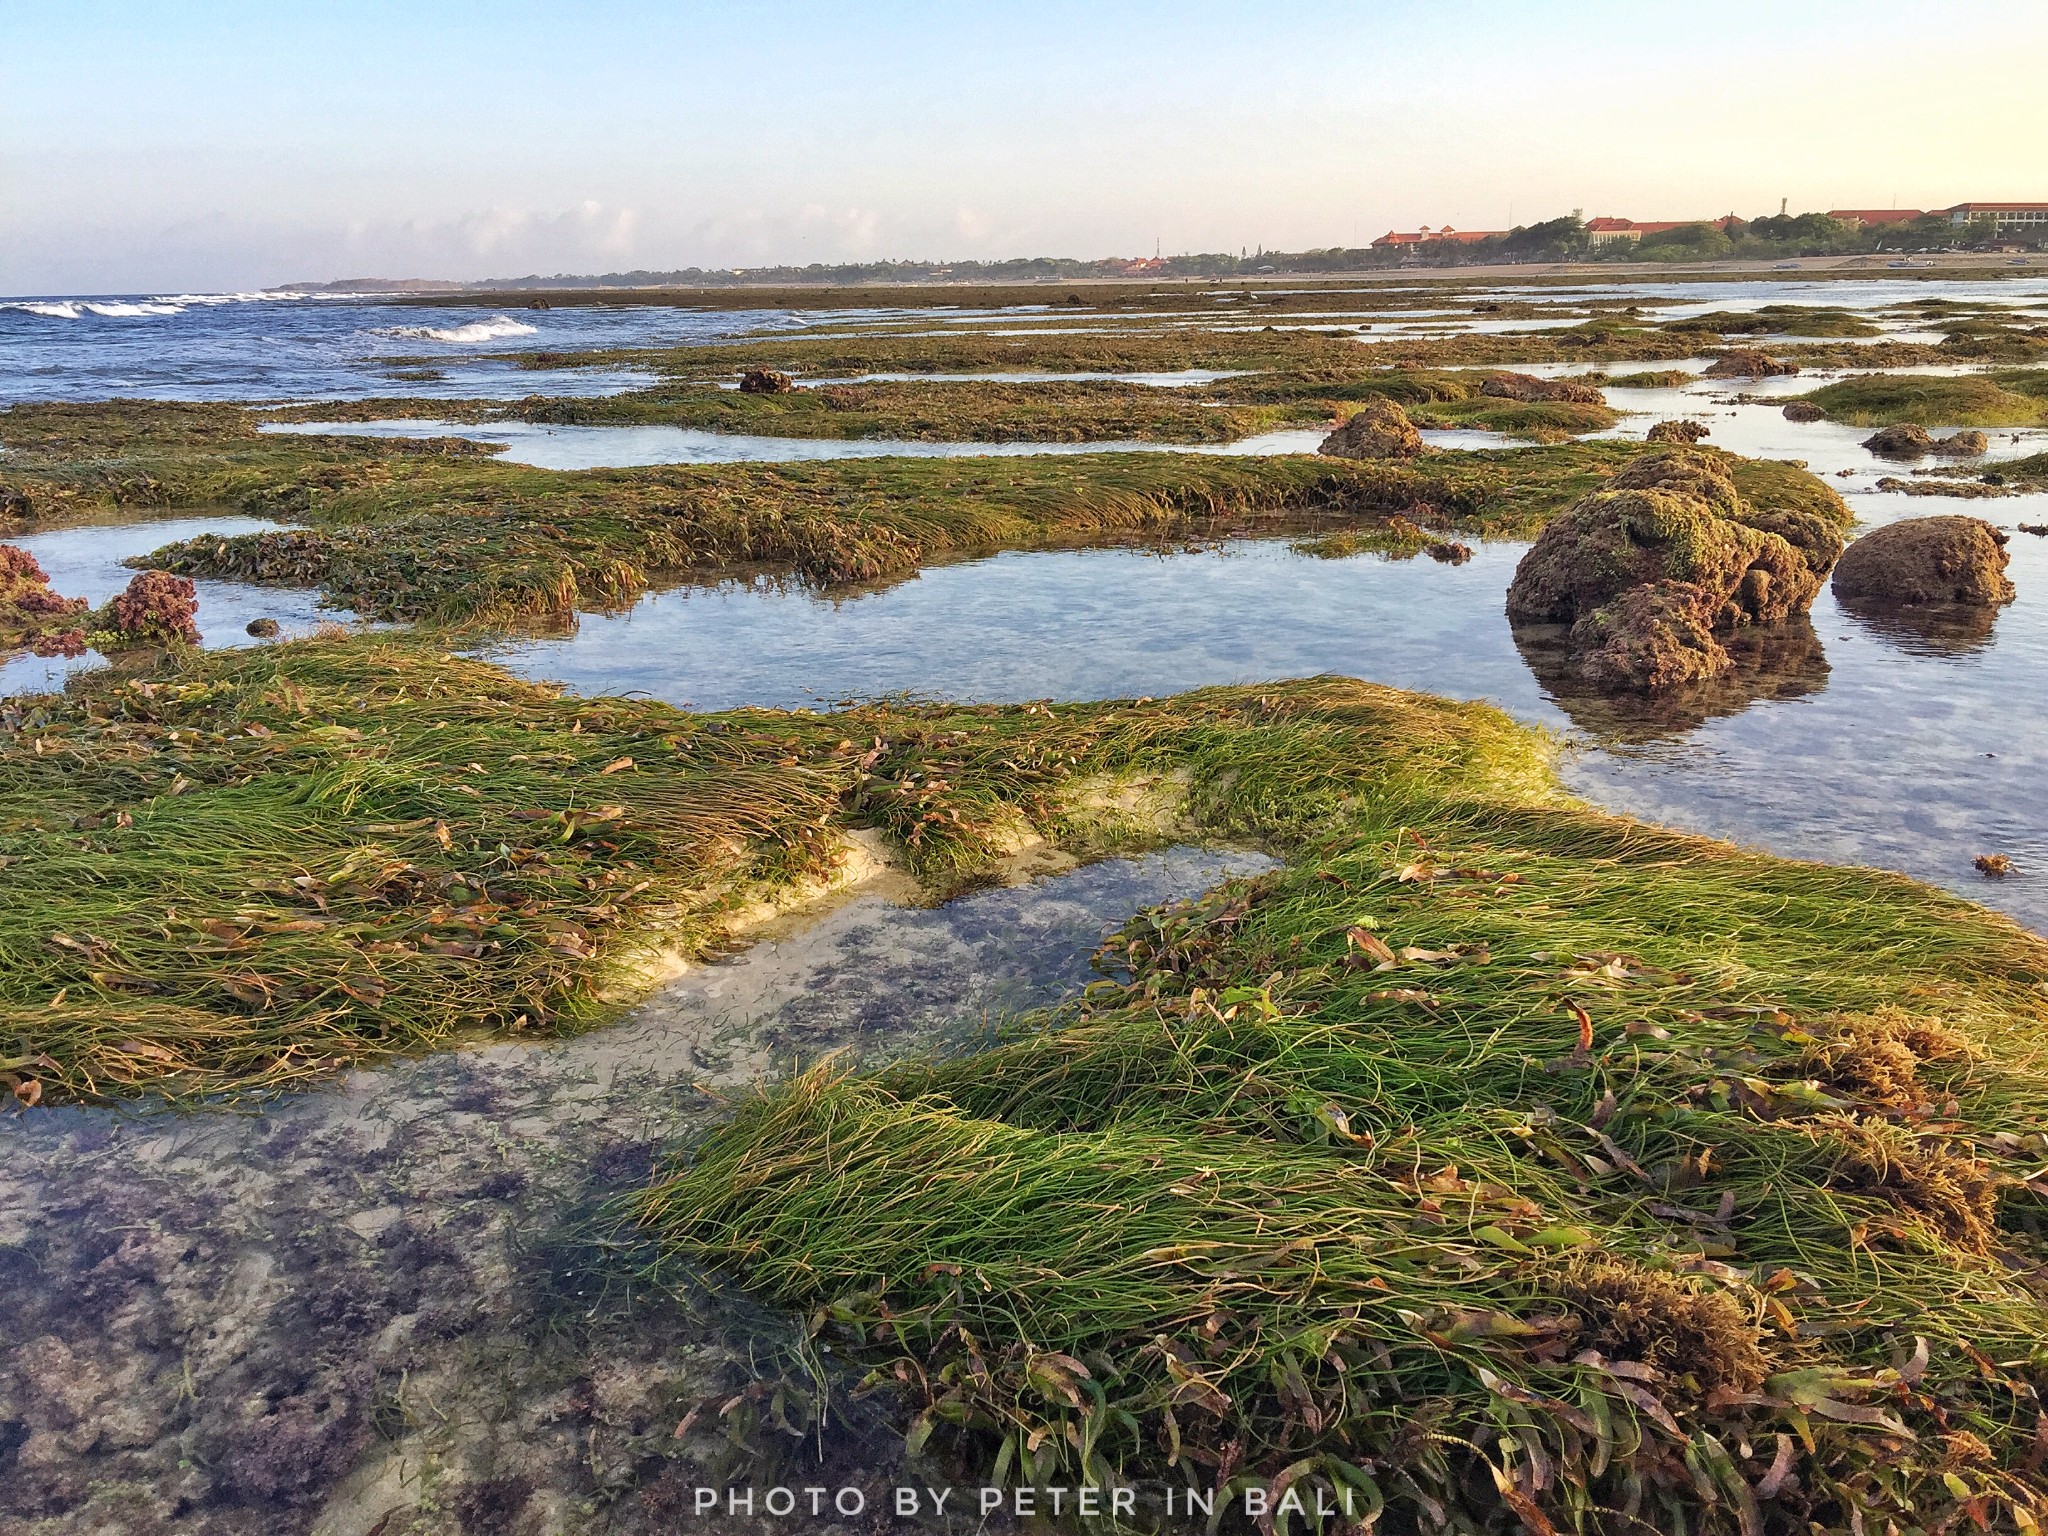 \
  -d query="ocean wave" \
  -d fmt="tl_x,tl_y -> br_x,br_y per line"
375,315 -> 540,344
1,290 -> 314,320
